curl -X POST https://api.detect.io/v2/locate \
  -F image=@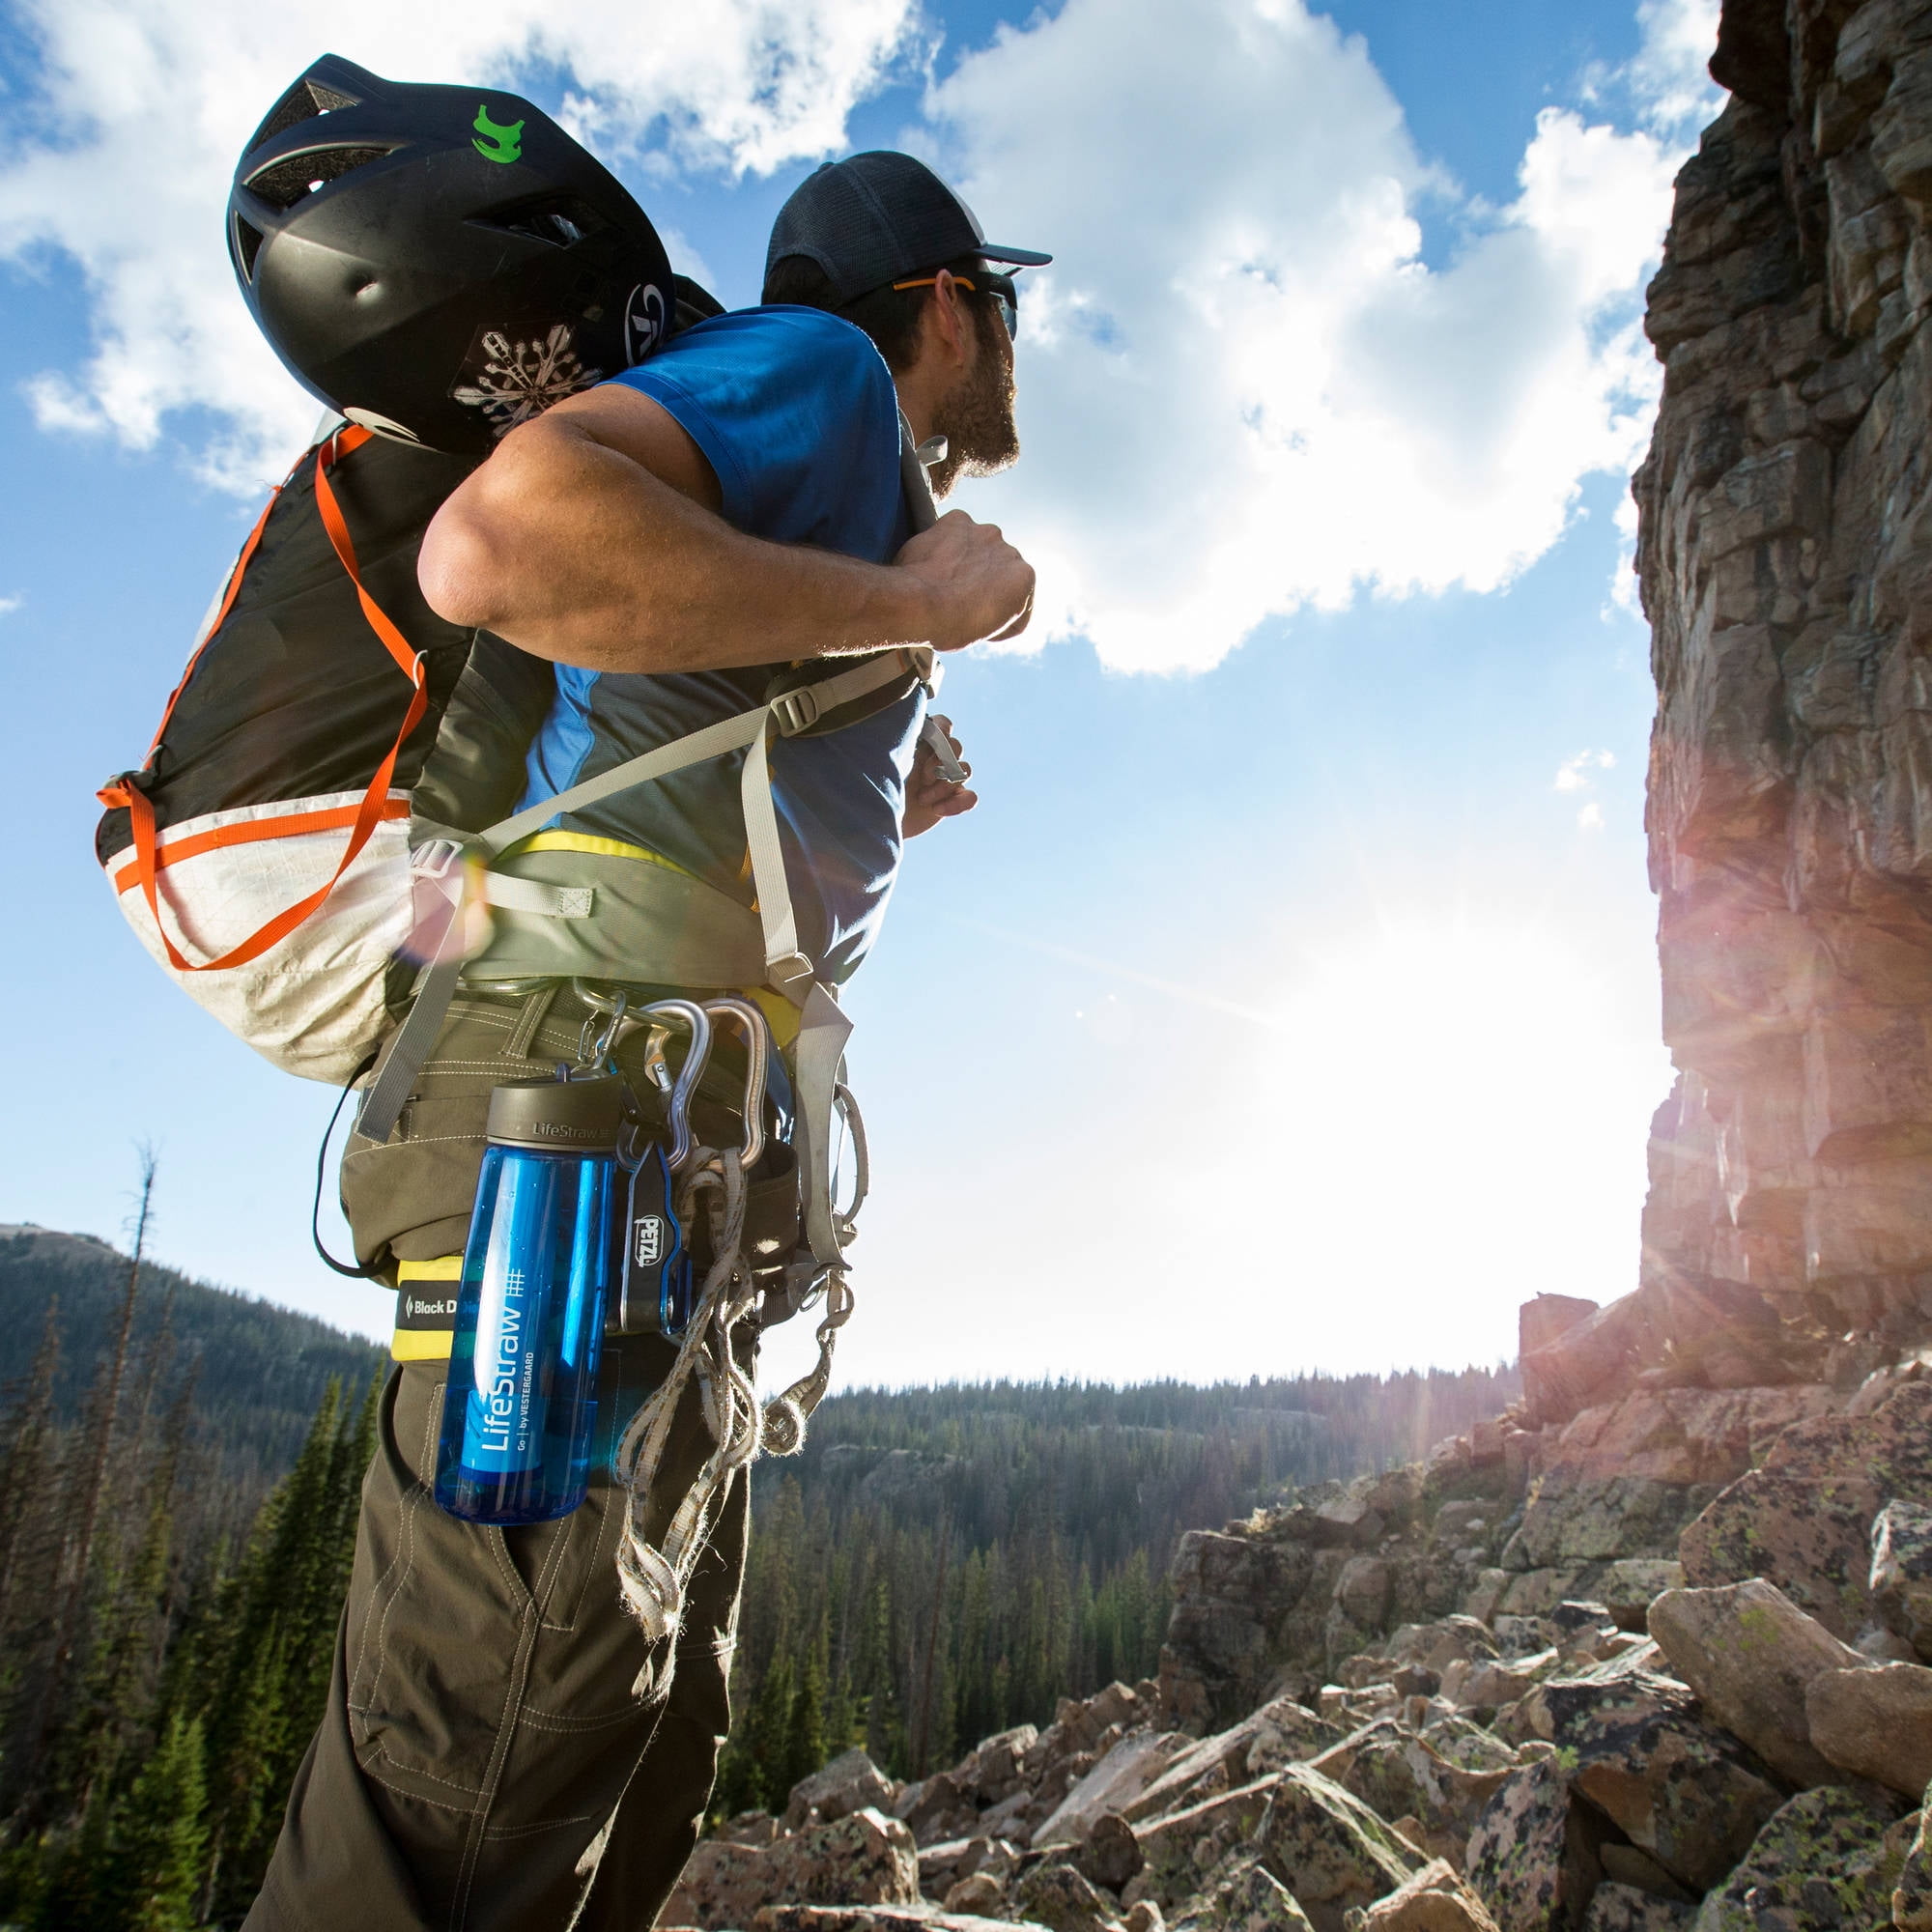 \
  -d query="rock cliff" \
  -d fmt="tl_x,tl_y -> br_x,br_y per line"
1636,0 -> 1932,1383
